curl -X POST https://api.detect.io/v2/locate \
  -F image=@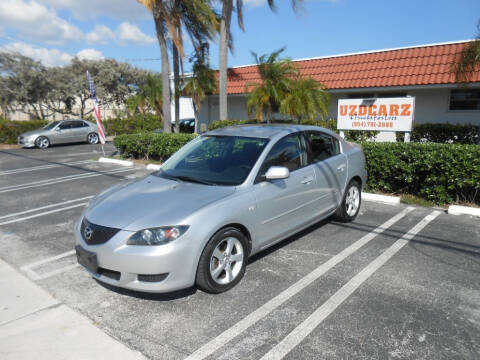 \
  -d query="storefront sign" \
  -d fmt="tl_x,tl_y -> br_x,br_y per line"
337,97 -> 415,132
